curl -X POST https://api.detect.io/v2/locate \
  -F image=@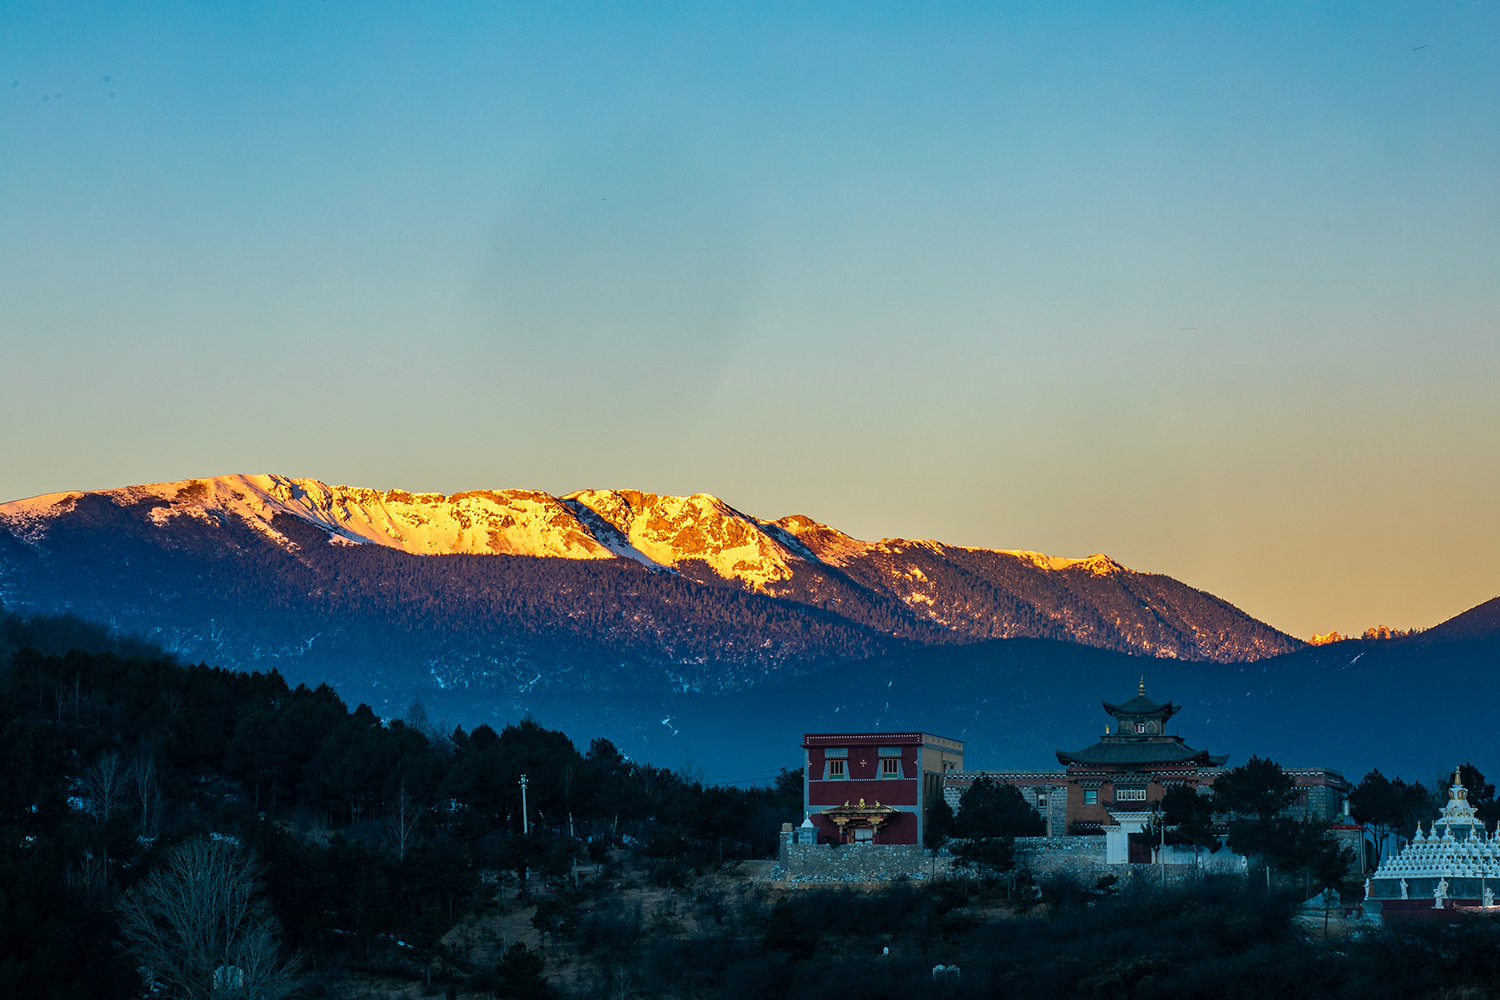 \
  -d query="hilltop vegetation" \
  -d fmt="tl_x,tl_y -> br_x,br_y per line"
0,610 -> 806,998
6,612 -> 1500,997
